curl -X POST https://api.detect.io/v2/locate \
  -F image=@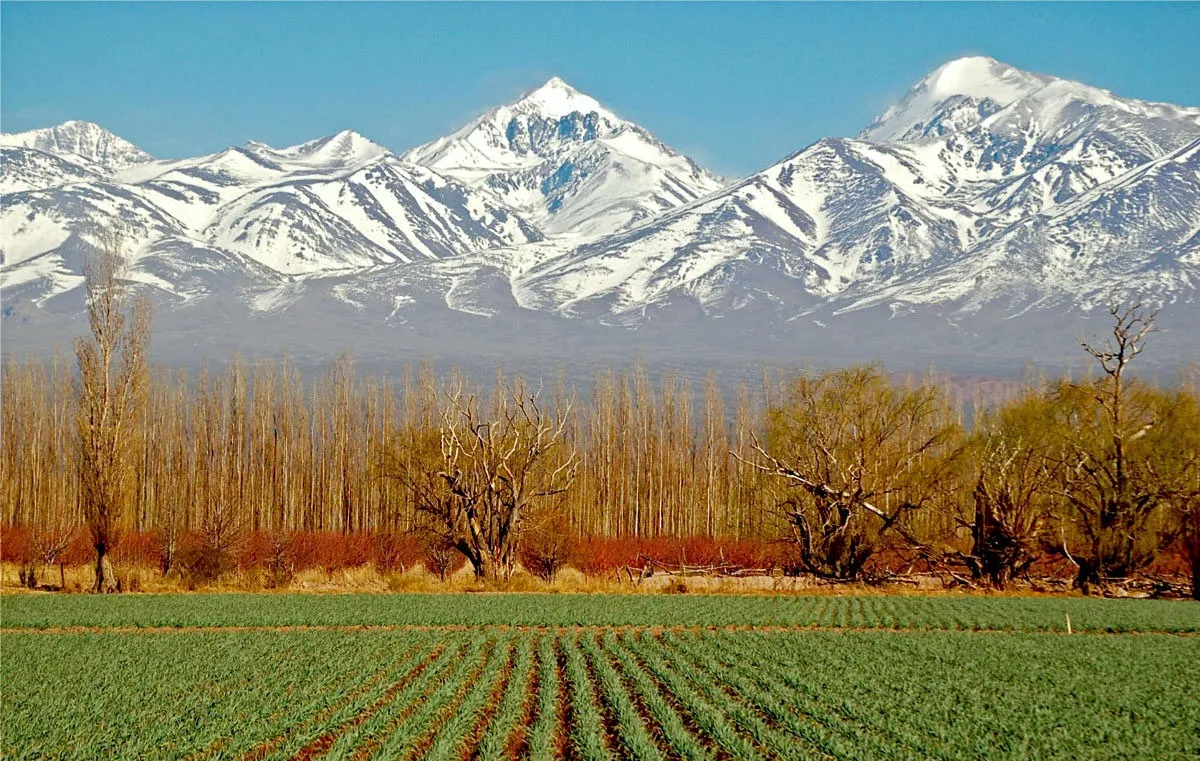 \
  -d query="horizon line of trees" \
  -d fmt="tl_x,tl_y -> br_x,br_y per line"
2,234 -> 1198,596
